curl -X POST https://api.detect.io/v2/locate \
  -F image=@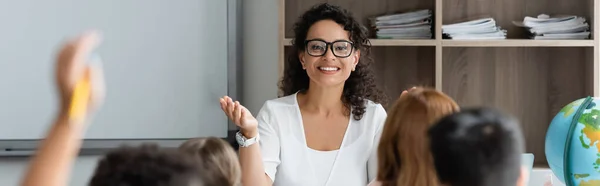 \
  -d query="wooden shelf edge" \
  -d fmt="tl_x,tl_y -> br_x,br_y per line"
283,38 -> 437,46
284,38 -> 594,47
442,39 -> 594,47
